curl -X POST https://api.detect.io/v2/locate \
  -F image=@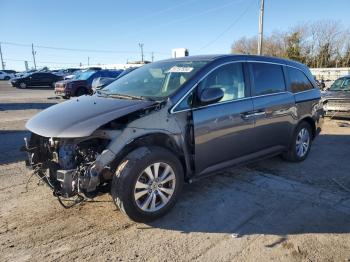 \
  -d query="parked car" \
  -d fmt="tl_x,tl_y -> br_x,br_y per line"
11,72 -> 62,88
91,67 -> 137,92
53,68 -> 81,77
24,55 -> 324,222
0,70 -> 14,80
322,75 -> 350,117
54,69 -> 122,98
3,69 -> 17,75
15,69 -> 37,78
91,77 -> 116,91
